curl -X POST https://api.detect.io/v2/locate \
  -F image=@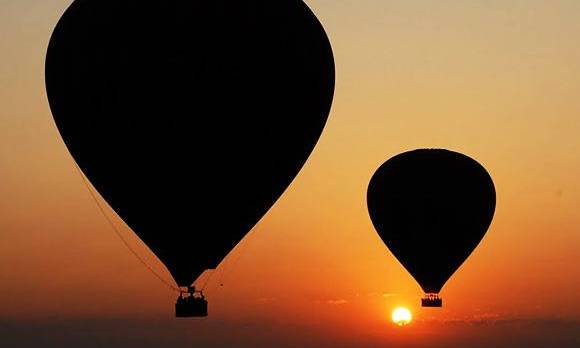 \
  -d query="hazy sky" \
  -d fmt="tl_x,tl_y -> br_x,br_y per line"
0,0 -> 579,347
